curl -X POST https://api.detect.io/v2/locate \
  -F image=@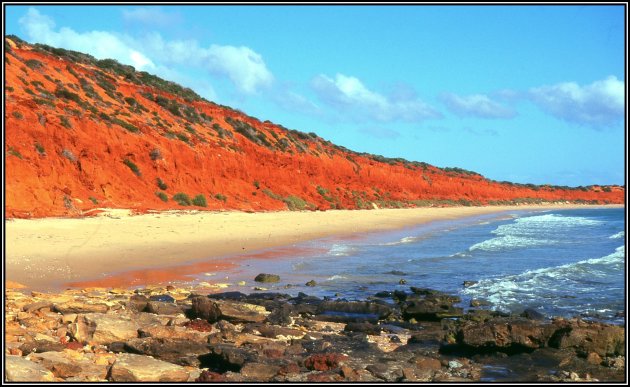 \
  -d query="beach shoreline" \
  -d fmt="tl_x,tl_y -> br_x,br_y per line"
5,204 -> 624,291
